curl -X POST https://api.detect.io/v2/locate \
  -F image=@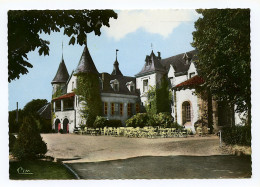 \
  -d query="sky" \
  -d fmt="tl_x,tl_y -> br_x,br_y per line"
8,9 -> 200,111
